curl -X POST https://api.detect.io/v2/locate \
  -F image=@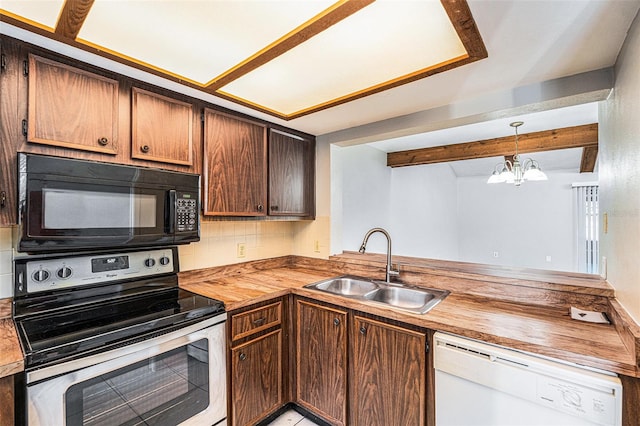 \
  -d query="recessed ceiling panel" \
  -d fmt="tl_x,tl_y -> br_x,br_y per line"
220,0 -> 467,115
77,0 -> 335,85
0,0 -> 64,30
